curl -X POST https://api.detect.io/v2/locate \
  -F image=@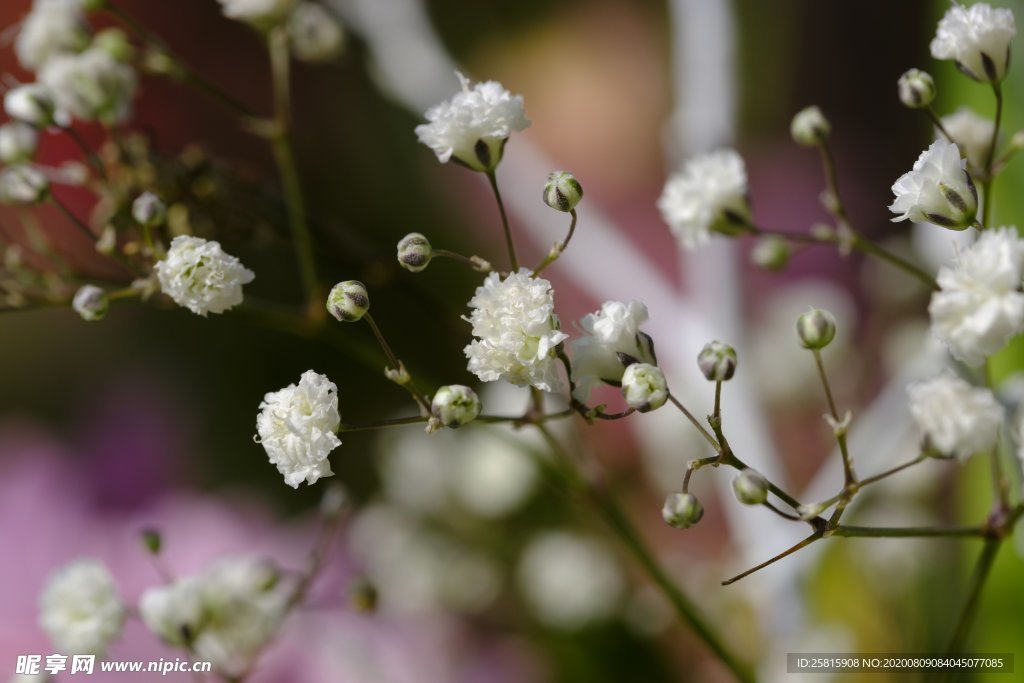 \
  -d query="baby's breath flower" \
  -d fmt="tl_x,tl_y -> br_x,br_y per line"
0,122 -> 39,164
464,268 -> 568,392
697,340 -> 738,381
288,1 -> 344,63
326,280 -> 369,322
217,0 -> 296,27
256,370 -> 341,488
908,371 -> 1002,460
570,300 -> 655,402
39,47 -> 137,124
790,105 -> 830,147
543,171 -> 583,212
751,234 -> 791,271
415,72 -> 531,173
939,107 -> 995,172
889,139 -> 977,229
72,284 -> 108,321
154,235 -> 254,316
39,558 -> 124,655
132,191 -> 167,227
15,0 -> 90,72
662,492 -> 703,529
4,83 -> 57,128
396,233 -> 432,273
732,468 -> 769,505
621,363 -> 668,412
796,307 -> 837,350
898,68 -> 937,109
929,226 -> 1024,366
431,385 -> 481,429
657,149 -> 750,250
930,2 -> 1017,83
0,165 -> 50,204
